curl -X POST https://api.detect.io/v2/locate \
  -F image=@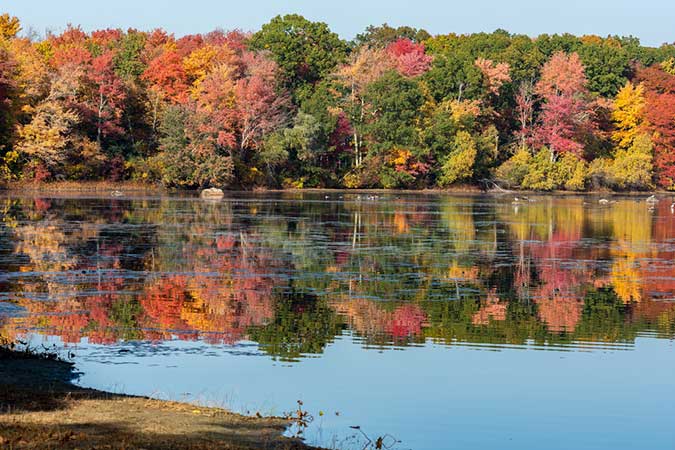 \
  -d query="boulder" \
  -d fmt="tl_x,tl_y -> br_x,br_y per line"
200,188 -> 224,199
